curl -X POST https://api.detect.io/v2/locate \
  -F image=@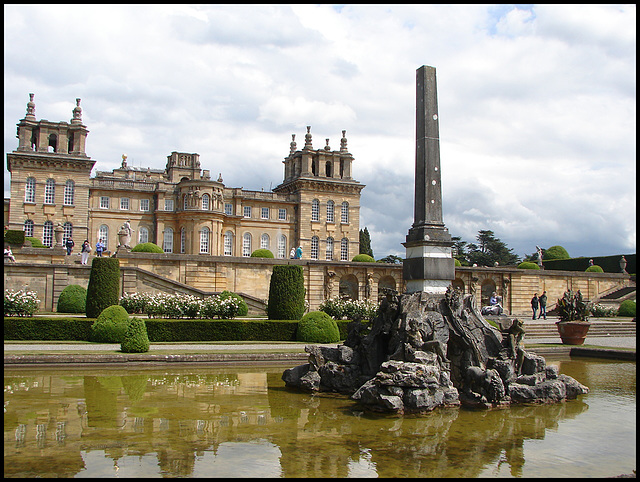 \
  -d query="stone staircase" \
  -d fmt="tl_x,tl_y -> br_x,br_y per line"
523,320 -> 636,339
